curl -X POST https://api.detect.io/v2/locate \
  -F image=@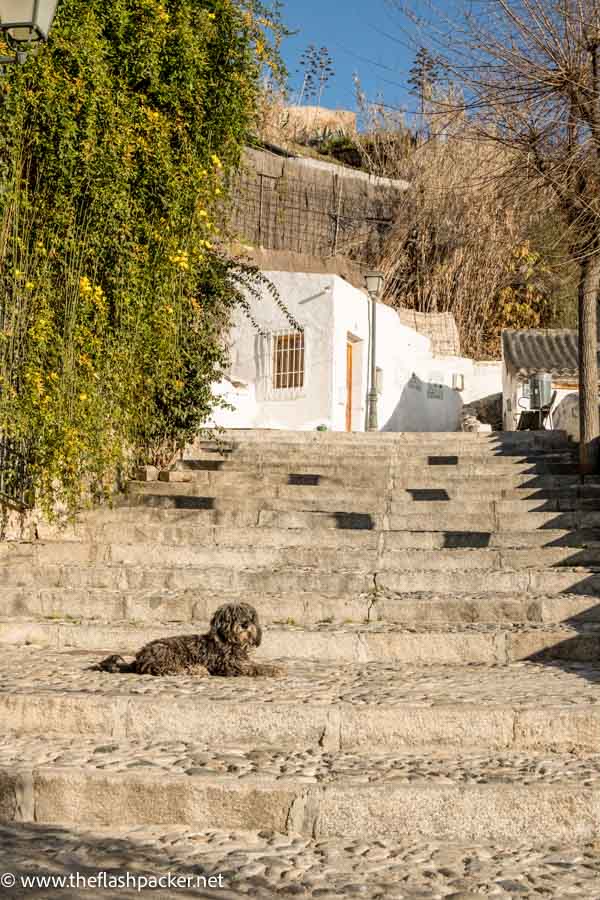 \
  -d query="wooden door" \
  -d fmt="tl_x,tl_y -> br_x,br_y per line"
345,341 -> 353,431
